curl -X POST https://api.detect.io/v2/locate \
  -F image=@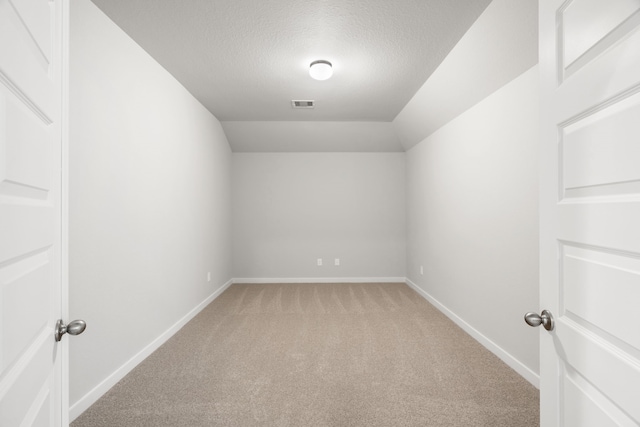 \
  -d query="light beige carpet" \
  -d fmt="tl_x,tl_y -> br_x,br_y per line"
72,283 -> 539,426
